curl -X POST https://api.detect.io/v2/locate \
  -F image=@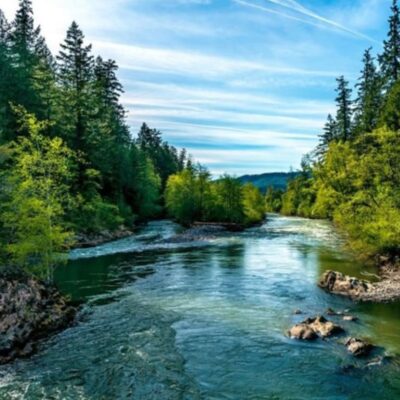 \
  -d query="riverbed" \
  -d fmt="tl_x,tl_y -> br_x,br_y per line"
1,215 -> 400,399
